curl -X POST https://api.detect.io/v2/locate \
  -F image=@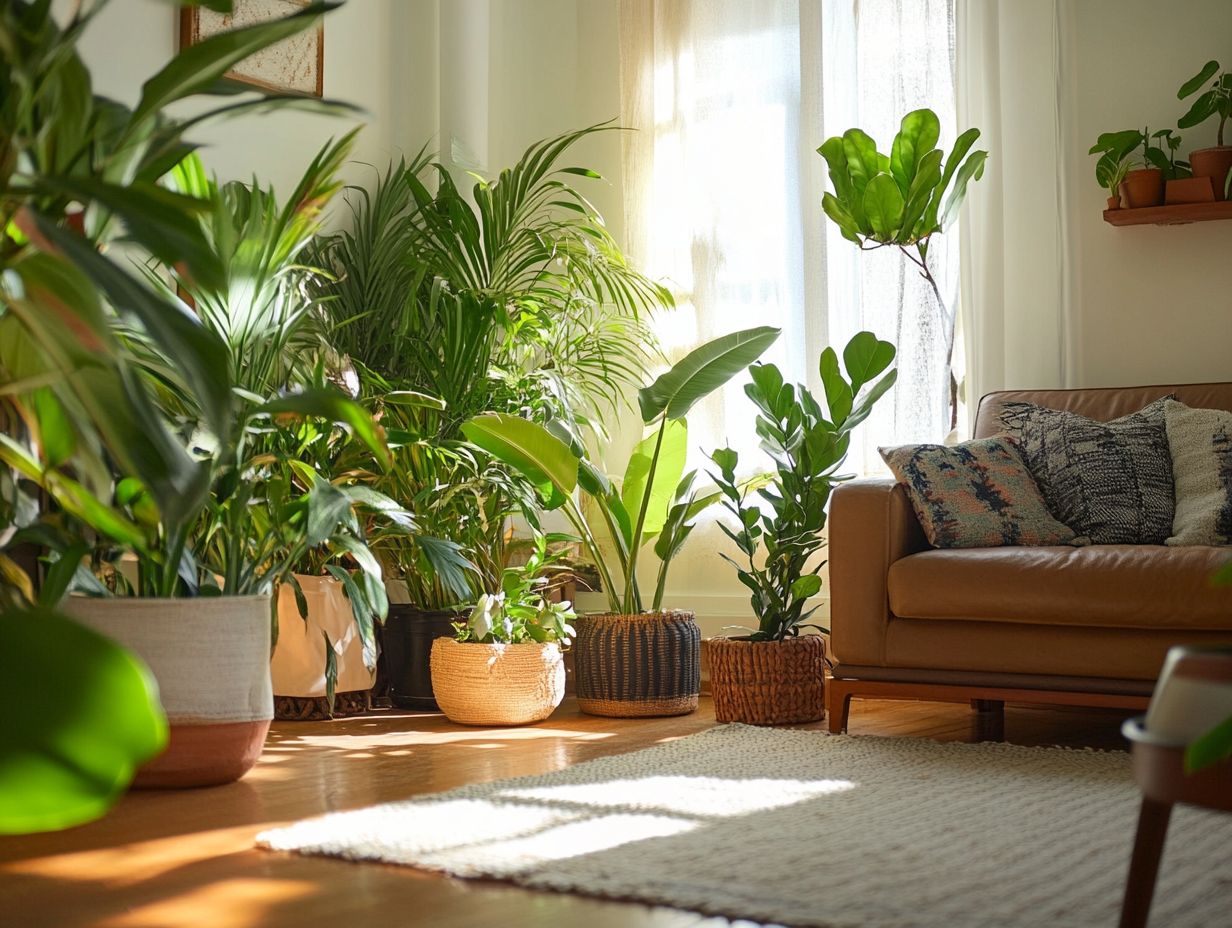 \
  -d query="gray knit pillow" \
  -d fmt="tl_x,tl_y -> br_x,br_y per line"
1163,400 -> 1232,546
998,397 -> 1175,544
